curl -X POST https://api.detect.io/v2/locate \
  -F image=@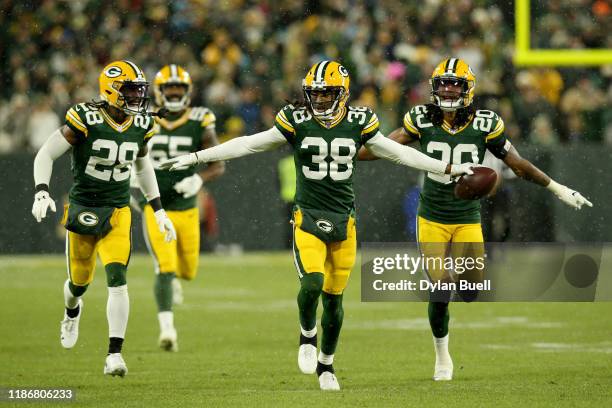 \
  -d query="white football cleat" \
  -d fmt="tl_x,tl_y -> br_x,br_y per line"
104,353 -> 128,377
172,278 -> 183,305
159,328 -> 178,352
433,356 -> 453,381
298,344 -> 317,374
60,299 -> 82,349
318,371 -> 340,391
